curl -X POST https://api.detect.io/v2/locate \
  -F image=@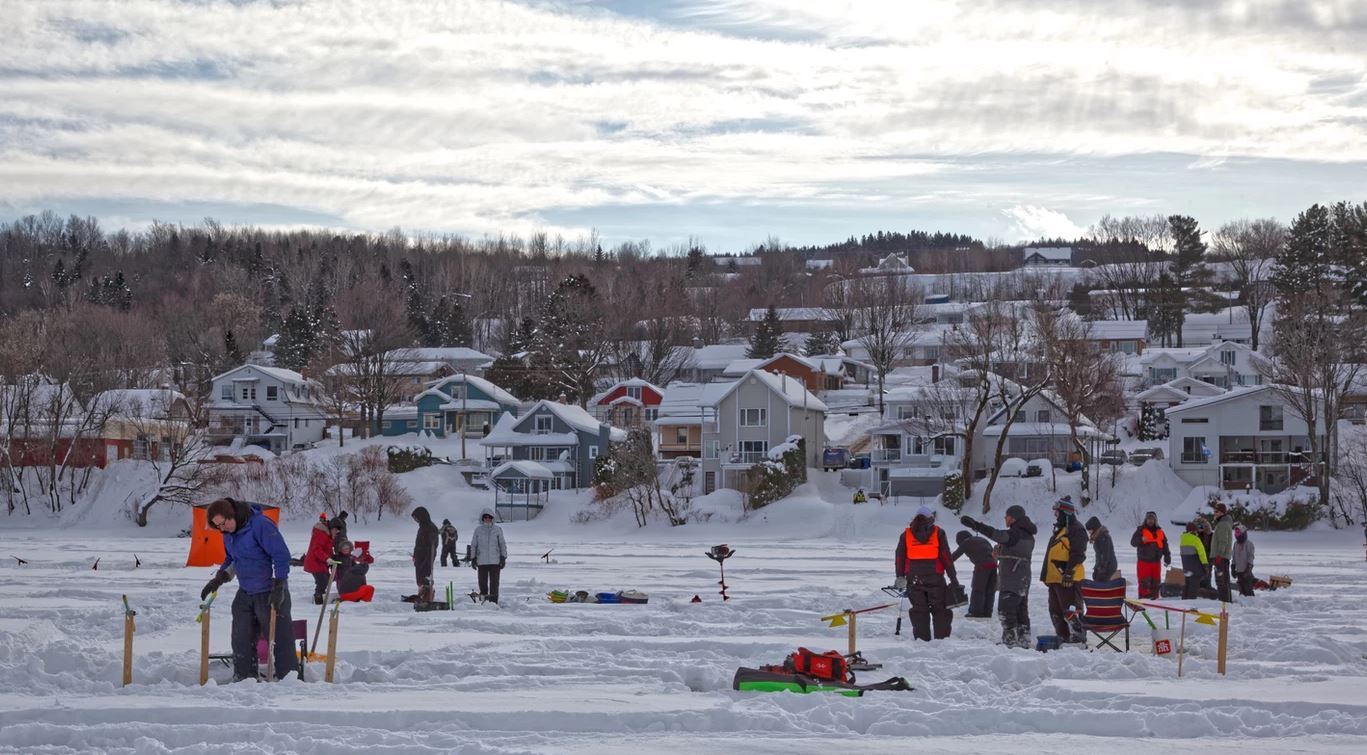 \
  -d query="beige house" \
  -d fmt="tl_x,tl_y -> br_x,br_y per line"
698,370 -> 827,494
